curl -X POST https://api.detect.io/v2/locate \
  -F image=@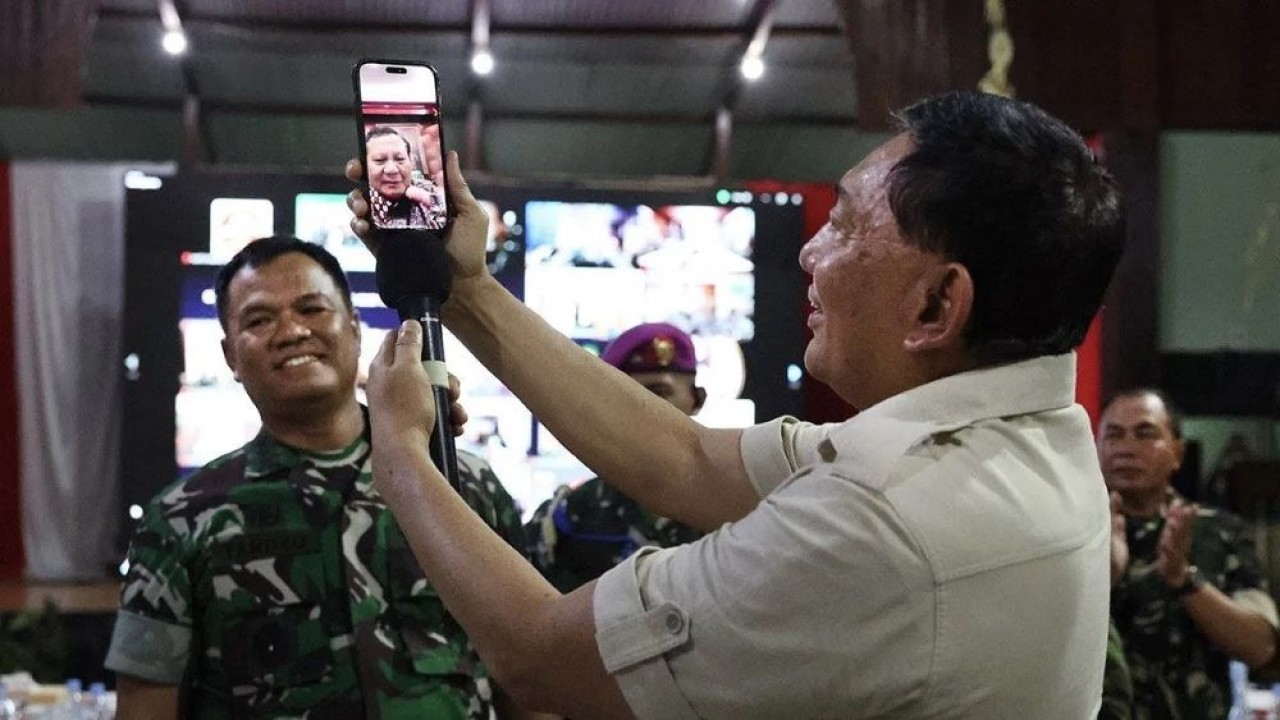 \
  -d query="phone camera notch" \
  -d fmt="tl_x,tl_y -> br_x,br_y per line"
386,66 -> 408,74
